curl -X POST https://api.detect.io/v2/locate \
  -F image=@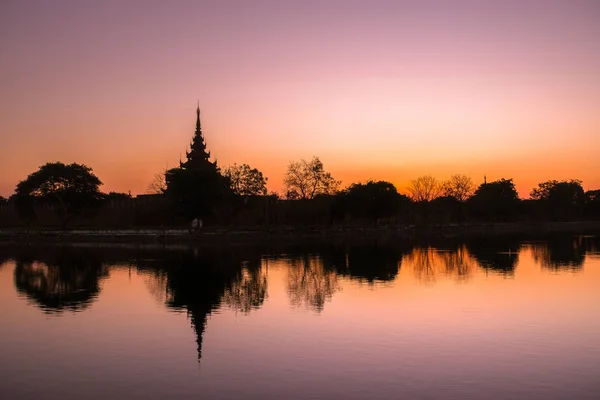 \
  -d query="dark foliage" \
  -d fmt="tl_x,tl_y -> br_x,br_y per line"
468,178 -> 520,221
343,180 -> 404,224
531,179 -> 585,221
14,162 -> 103,225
